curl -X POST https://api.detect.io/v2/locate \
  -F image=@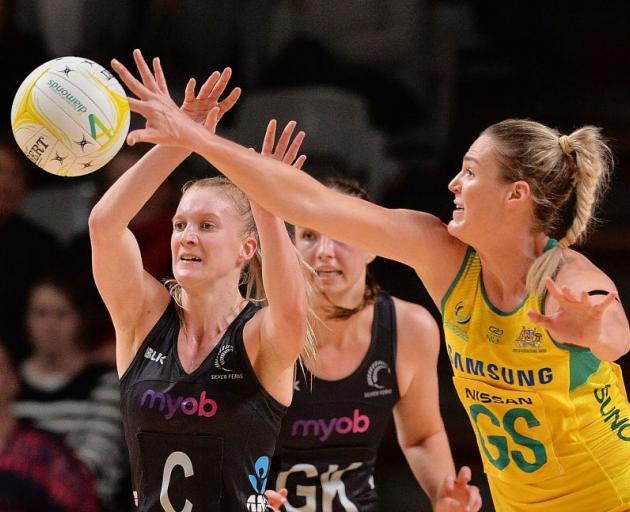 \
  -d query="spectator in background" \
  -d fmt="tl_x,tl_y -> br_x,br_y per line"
0,136 -> 60,361
0,338 -> 101,512
14,276 -> 128,512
